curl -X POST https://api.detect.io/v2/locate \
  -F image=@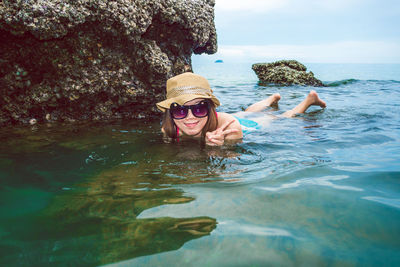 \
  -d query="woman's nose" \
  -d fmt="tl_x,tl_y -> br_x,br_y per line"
186,109 -> 195,119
